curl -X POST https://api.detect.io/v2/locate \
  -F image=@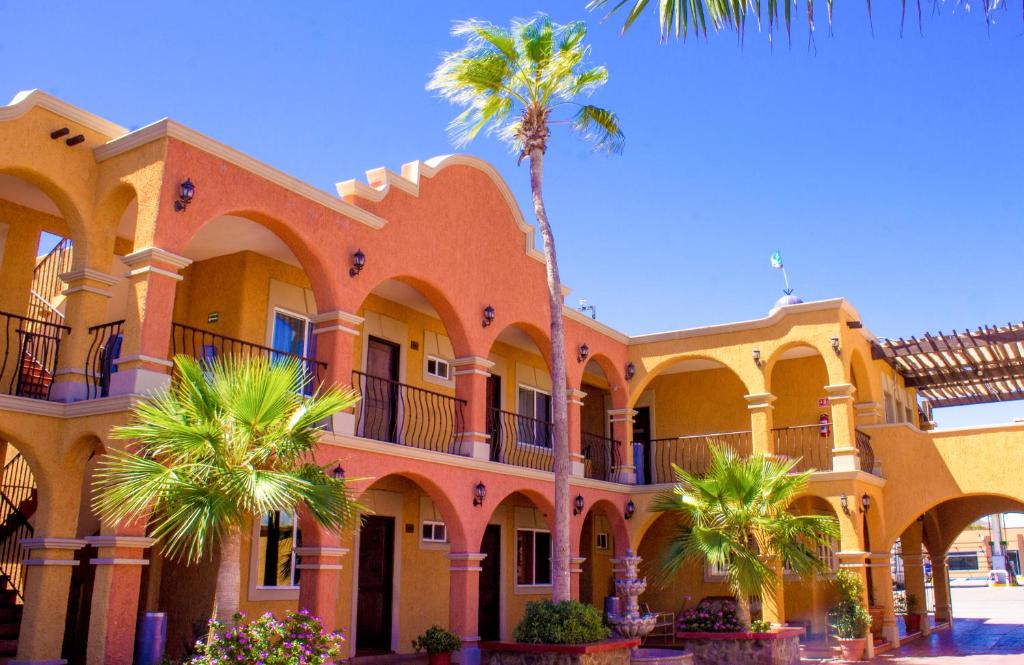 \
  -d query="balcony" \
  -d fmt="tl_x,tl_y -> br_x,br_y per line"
0,311 -> 70,401
488,408 -> 553,472
773,422 -> 878,475
581,431 -> 621,482
646,431 -> 753,483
